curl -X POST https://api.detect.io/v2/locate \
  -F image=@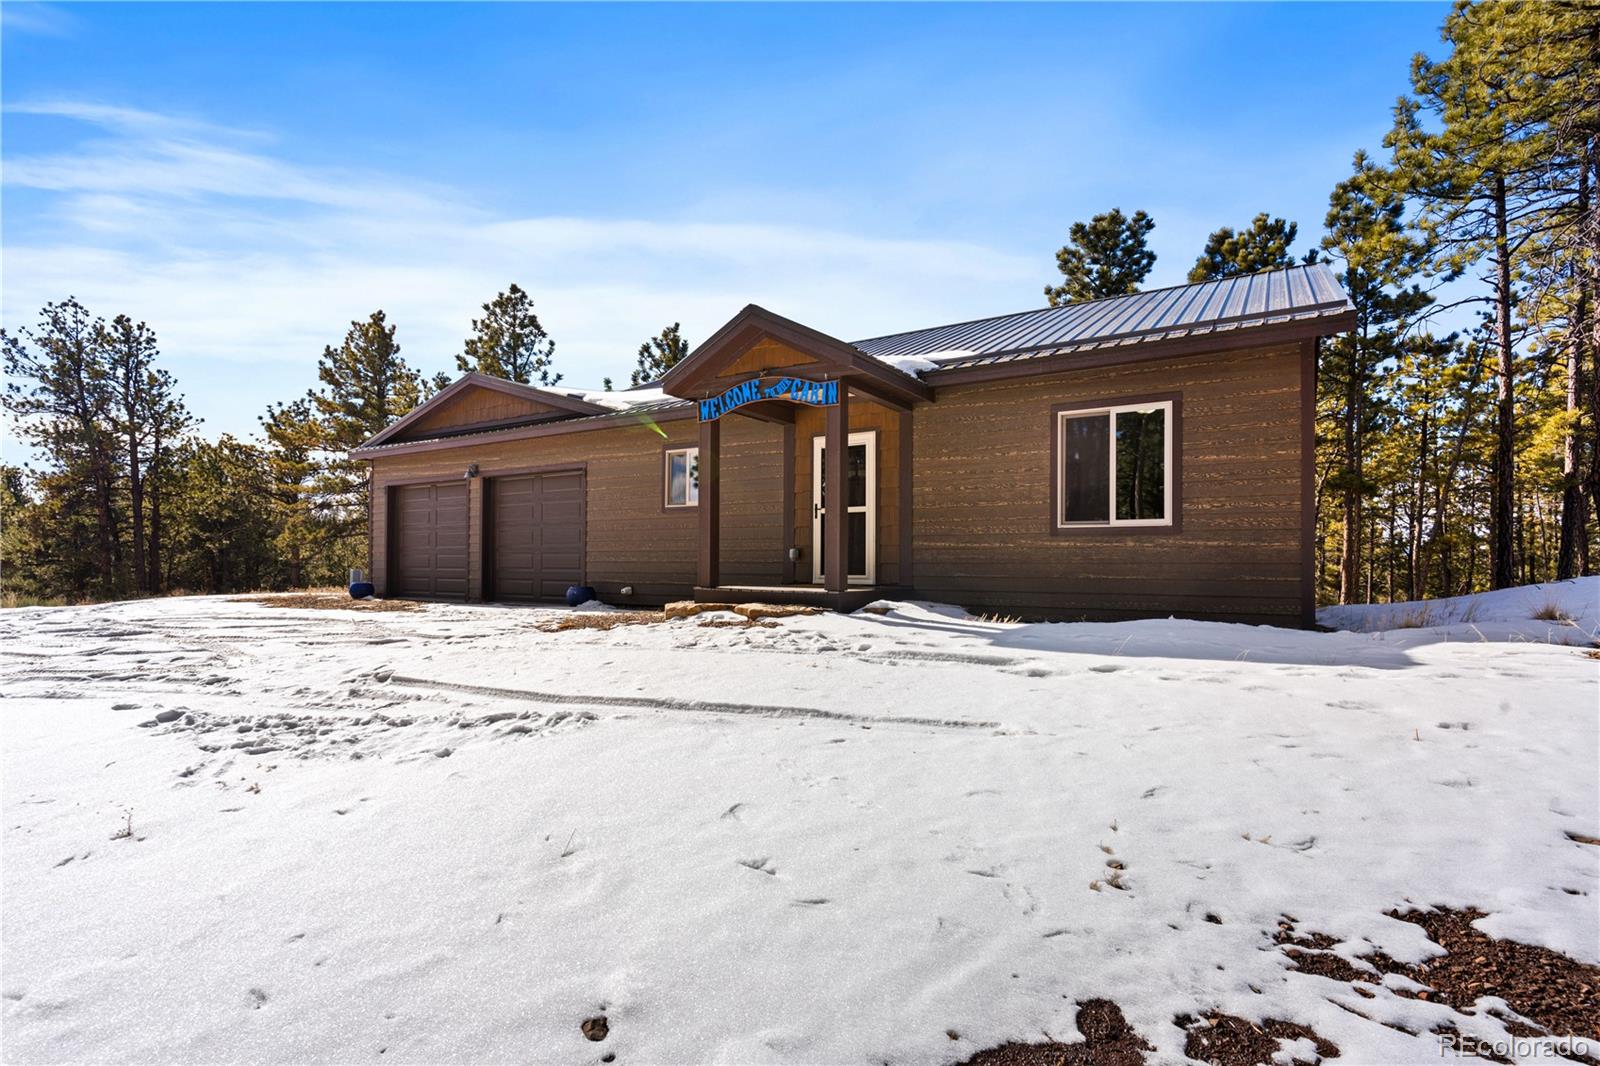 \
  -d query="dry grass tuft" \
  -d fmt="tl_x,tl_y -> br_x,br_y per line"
2,592 -> 74,608
232,590 -> 421,612
537,611 -> 666,632
1389,604 -> 1436,629
539,610 -> 781,632
1529,597 -> 1577,625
